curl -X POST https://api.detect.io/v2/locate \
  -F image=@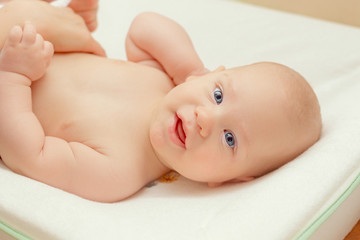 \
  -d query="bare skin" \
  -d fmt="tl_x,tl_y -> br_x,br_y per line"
44,0 -> 99,31
0,22 -> 174,202
0,4 -> 321,202
0,9 -> 207,202
68,0 -> 98,31
0,0 -> 105,56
